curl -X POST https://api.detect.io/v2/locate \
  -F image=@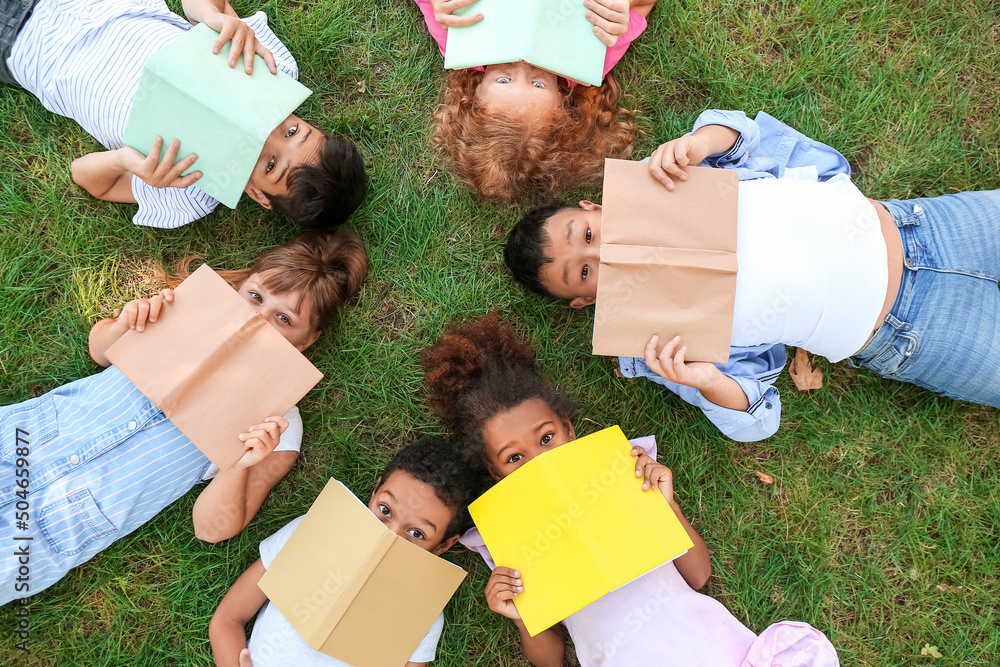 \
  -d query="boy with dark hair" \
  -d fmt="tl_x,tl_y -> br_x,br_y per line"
2,0 -> 366,230
209,438 -> 480,667
505,109 -> 1000,442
